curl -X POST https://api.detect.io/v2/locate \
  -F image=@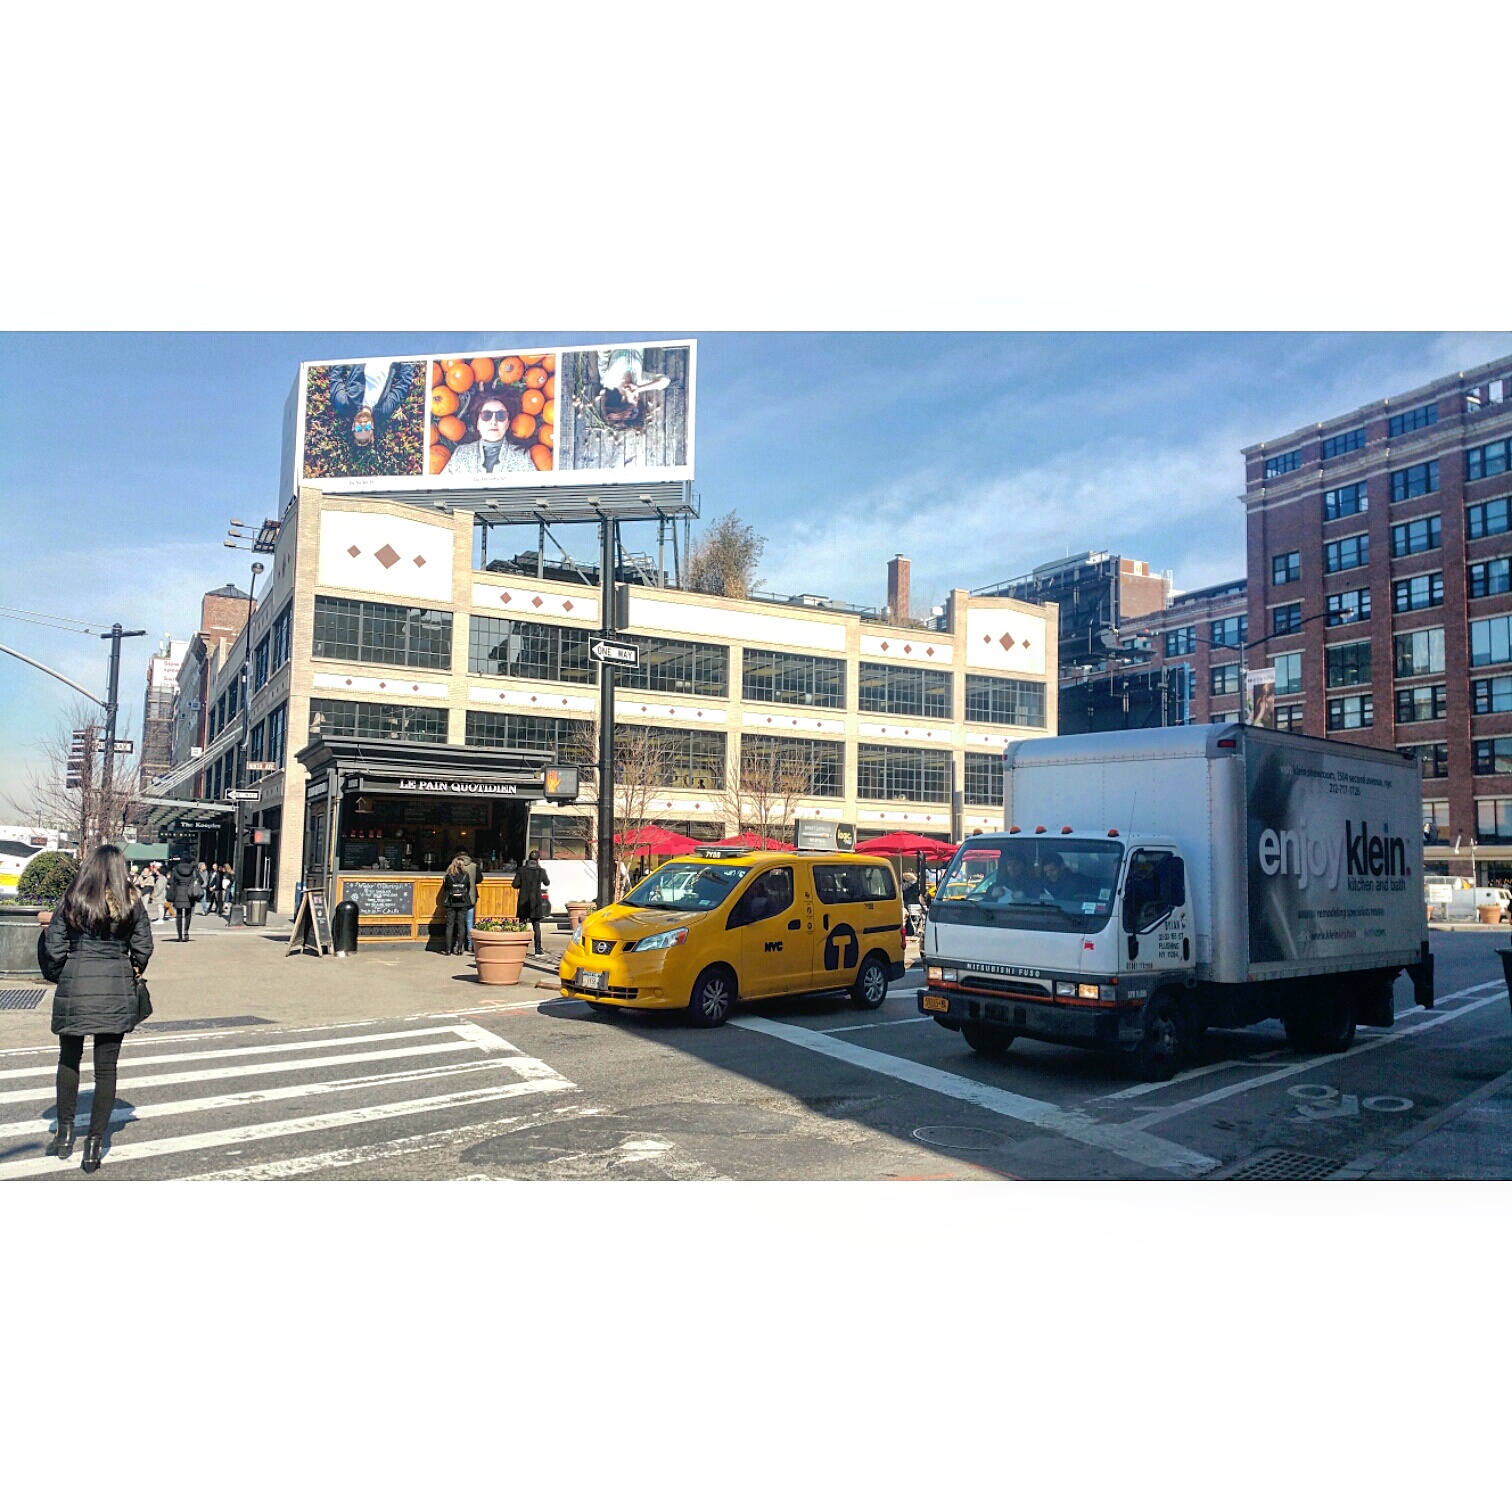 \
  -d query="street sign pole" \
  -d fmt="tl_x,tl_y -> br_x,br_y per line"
99,623 -> 146,841
597,518 -> 617,909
